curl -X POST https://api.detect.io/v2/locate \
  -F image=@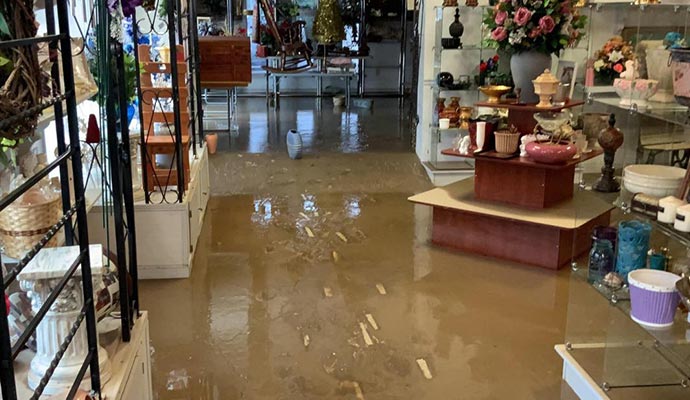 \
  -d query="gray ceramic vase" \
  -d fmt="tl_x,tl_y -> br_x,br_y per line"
510,50 -> 552,104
